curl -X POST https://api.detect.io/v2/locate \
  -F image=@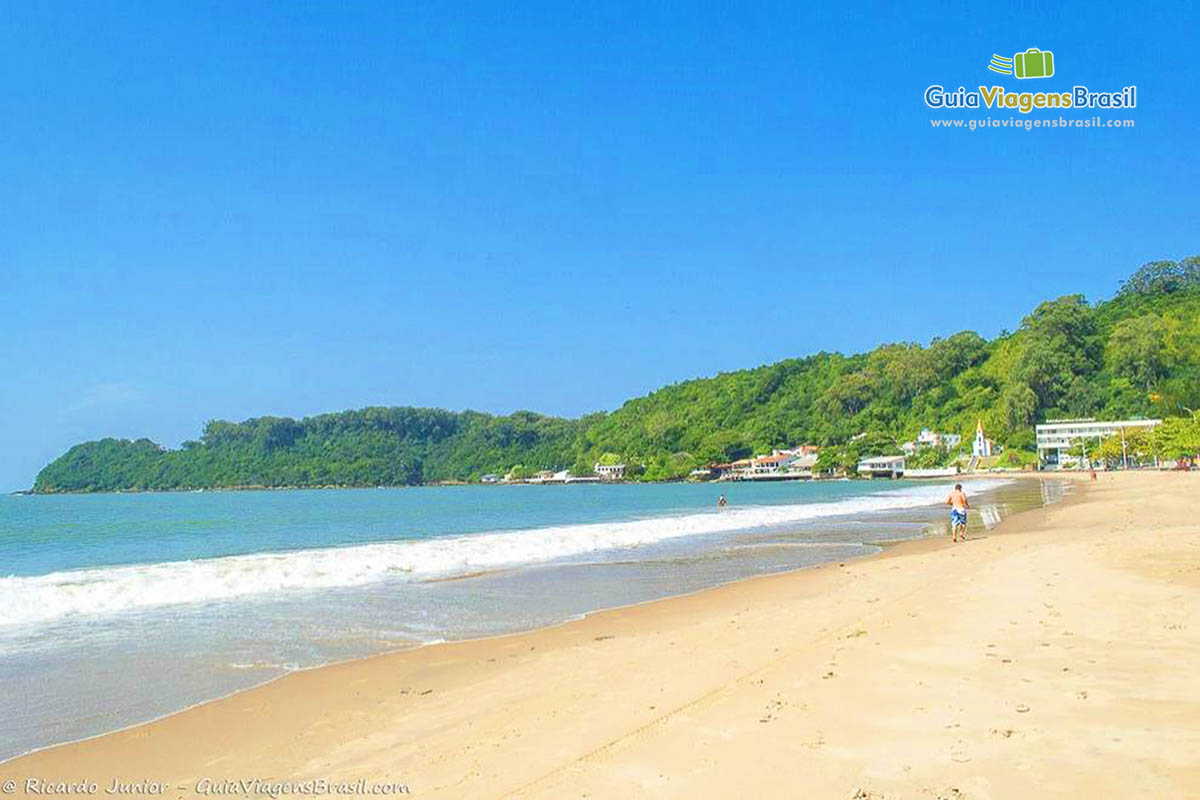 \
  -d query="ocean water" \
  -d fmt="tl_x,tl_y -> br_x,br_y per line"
0,477 -> 1067,760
